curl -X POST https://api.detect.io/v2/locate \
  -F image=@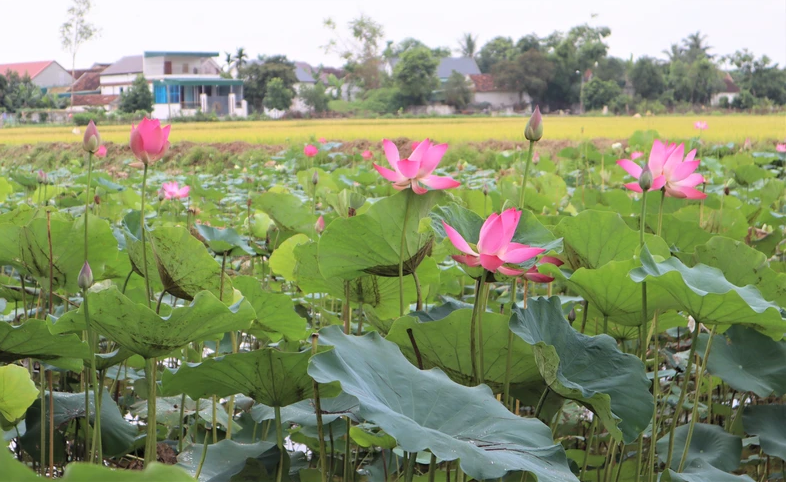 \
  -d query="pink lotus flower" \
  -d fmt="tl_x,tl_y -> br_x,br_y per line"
161,181 -> 190,200
618,140 -> 706,199
83,120 -> 101,154
374,139 -> 460,194
694,121 -> 708,130
304,144 -> 318,157
315,215 -> 325,234
318,137 -> 326,143
411,141 -> 420,150
442,208 -> 545,276
96,145 -> 107,158
129,117 -> 171,167
776,143 -> 786,153
361,150 -> 373,160
523,256 -> 563,283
